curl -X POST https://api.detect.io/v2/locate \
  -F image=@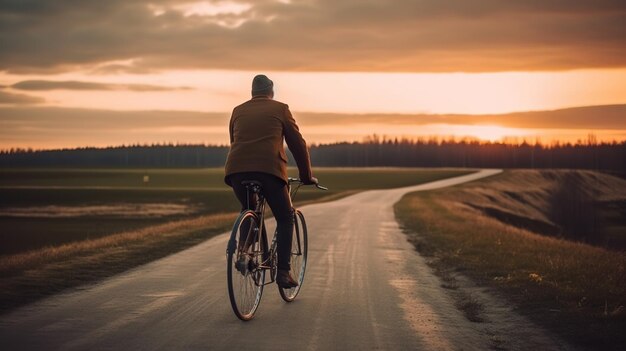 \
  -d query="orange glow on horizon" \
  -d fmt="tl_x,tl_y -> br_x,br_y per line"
1,69 -> 626,115
1,69 -> 625,150
2,123 -> 622,151
433,124 -> 530,142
